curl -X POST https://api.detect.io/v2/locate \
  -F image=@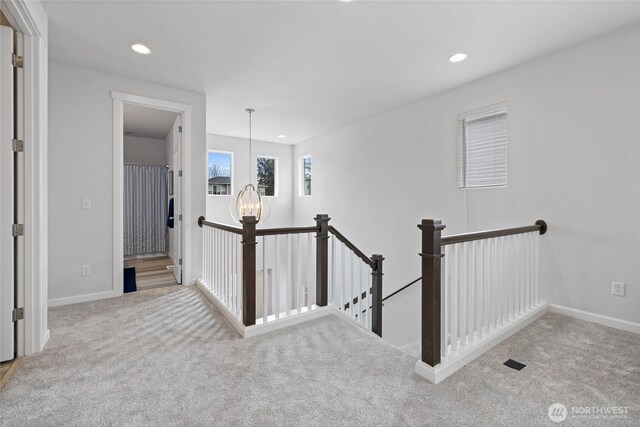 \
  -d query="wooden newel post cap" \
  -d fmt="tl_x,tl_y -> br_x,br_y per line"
418,219 -> 446,231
